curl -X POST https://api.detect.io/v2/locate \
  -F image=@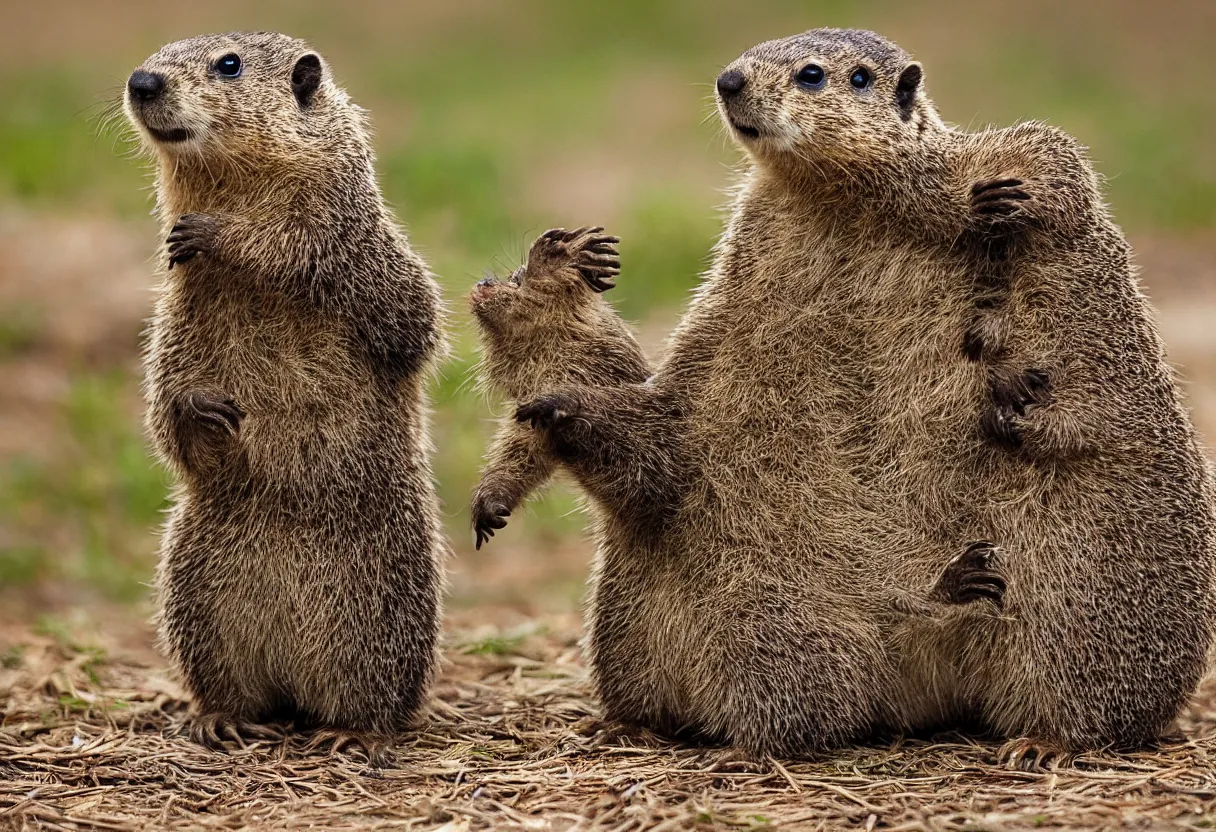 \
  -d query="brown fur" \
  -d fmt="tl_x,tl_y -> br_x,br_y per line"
123,33 -> 447,746
468,228 -> 652,548
513,28 -> 1216,755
